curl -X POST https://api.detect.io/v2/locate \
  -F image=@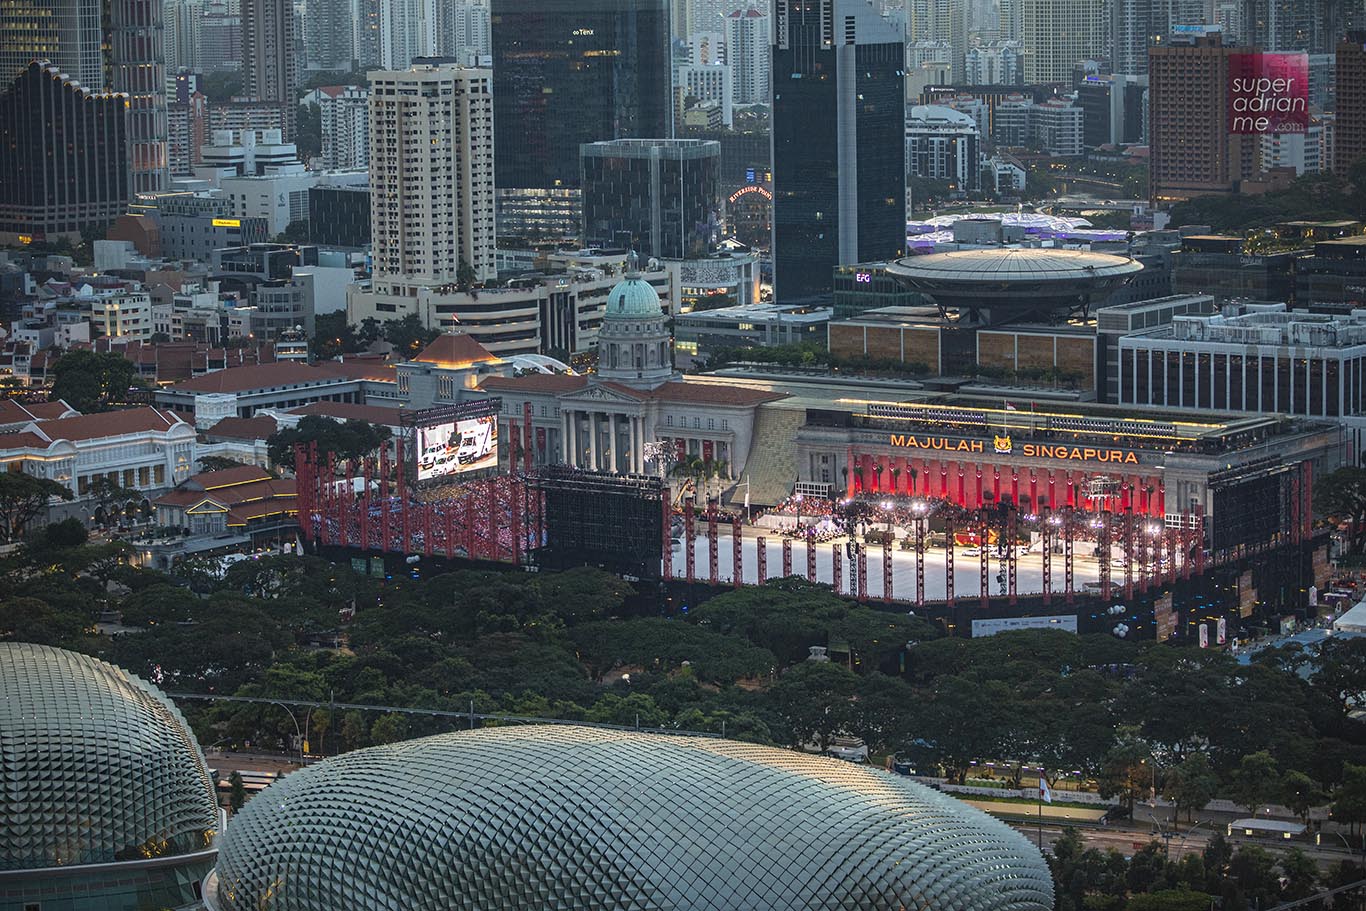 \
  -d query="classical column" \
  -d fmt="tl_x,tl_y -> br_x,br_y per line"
562,409 -> 573,466
588,412 -> 599,471
607,413 -> 619,474
630,416 -> 640,474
